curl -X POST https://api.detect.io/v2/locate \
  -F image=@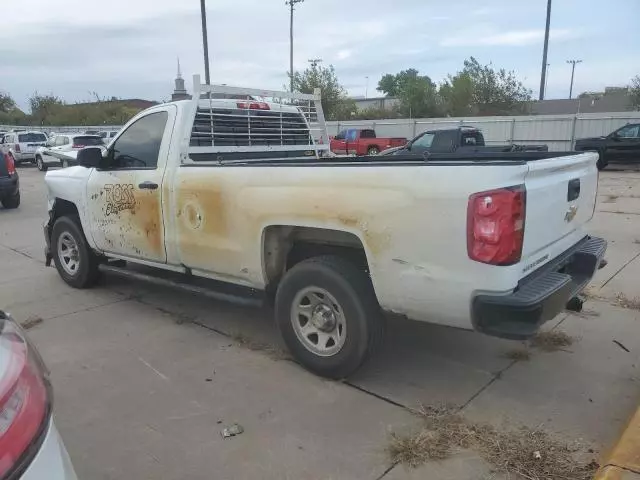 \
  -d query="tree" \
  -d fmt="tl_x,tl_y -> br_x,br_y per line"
0,92 -> 16,113
631,75 -> 640,110
291,64 -> 351,120
29,93 -> 65,125
376,69 -> 442,118
441,57 -> 531,116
